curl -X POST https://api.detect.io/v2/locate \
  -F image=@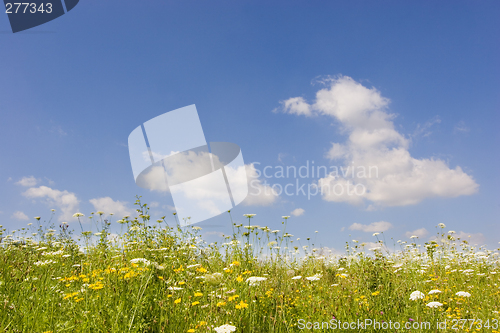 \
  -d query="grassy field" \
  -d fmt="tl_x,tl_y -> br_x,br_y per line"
0,198 -> 498,332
